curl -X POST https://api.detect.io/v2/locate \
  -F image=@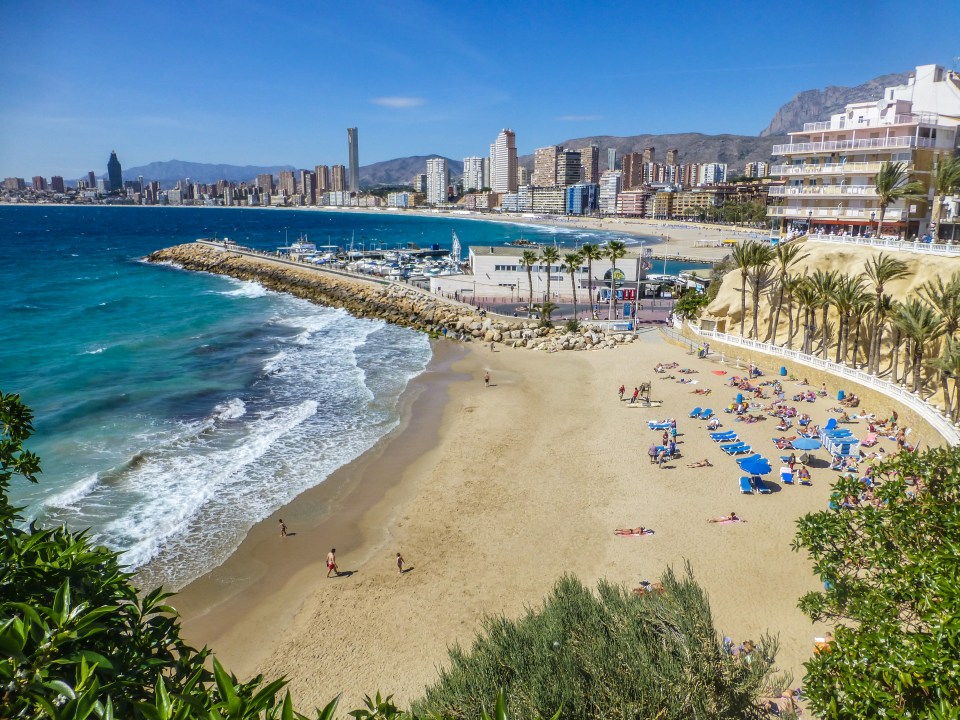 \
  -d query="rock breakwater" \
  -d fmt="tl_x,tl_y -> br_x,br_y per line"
147,243 -> 639,351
